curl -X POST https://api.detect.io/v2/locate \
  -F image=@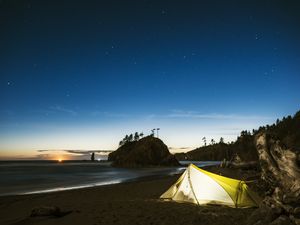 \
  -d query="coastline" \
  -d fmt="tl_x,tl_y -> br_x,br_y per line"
0,166 -> 258,225
0,161 -> 188,197
0,161 -> 219,197
2,172 -> 183,197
